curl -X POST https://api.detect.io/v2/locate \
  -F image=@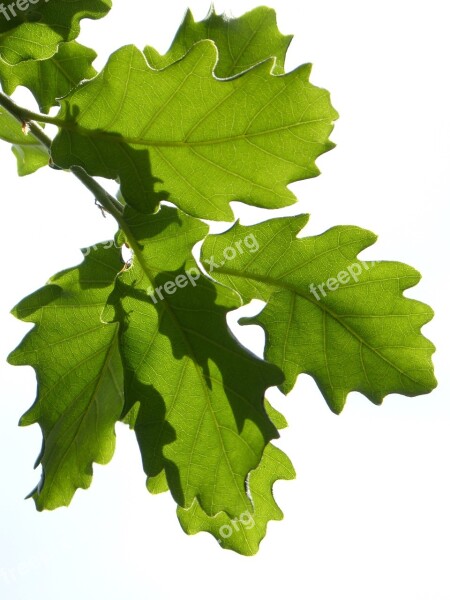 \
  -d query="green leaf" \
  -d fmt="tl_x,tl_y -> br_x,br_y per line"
201,216 -> 437,413
178,442 -> 295,556
0,107 -> 48,175
51,41 -> 338,220
263,398 -> 288,430
177,401 -> 295,555
144,6 -> 292,77
8,243 -> 125,510
119,402 -> 171,496
0,0 -> 111,64
125,398 -> 287,499
11,142 -> 48,175
0,42 -> 97,113
104,205 -> 284,517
